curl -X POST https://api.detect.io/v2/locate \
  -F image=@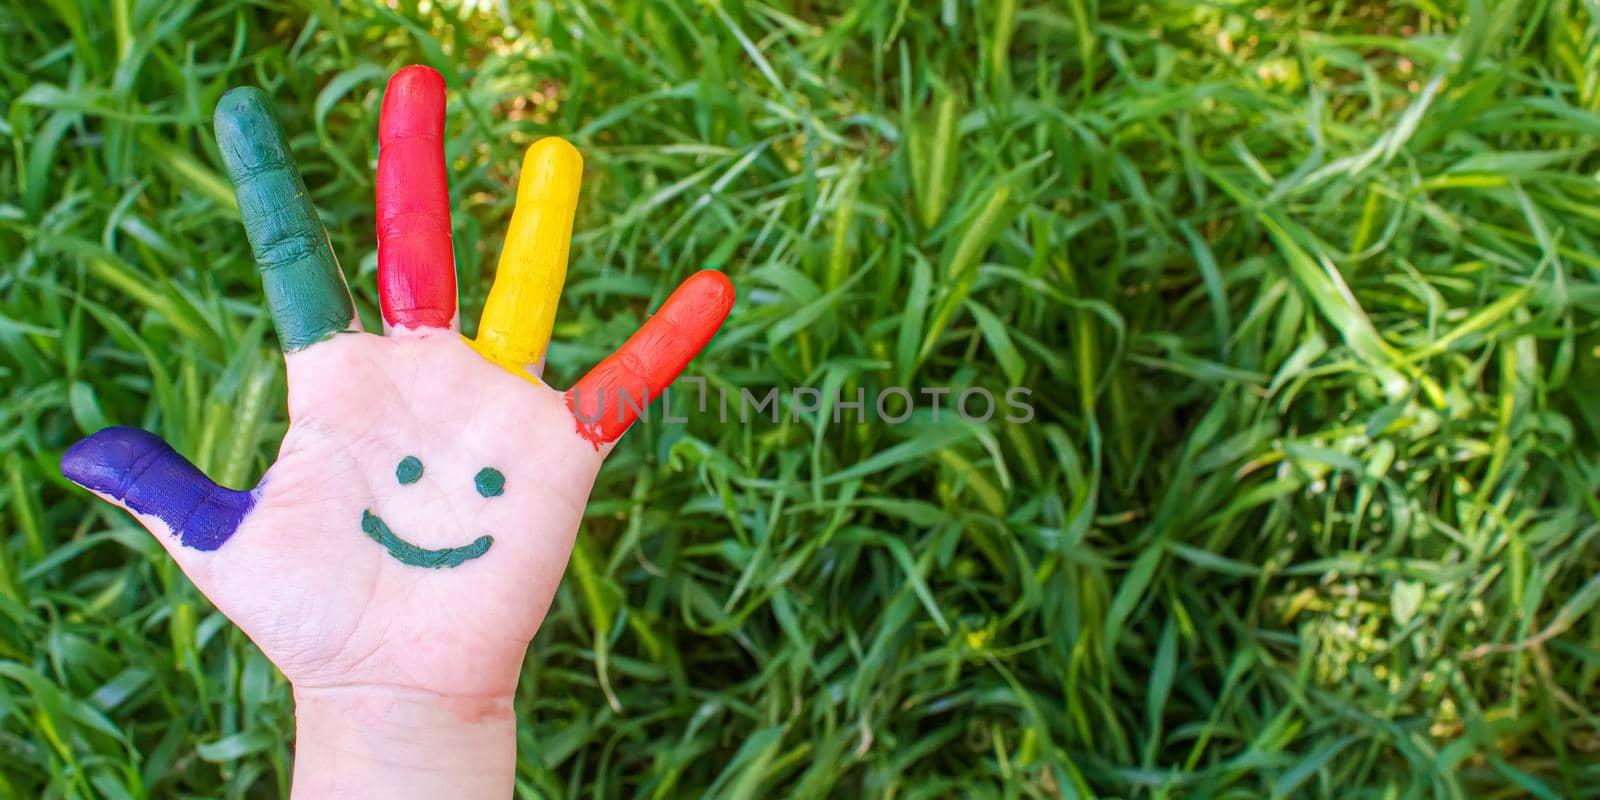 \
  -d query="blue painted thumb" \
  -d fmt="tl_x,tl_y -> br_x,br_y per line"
62,427 -> 254,552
